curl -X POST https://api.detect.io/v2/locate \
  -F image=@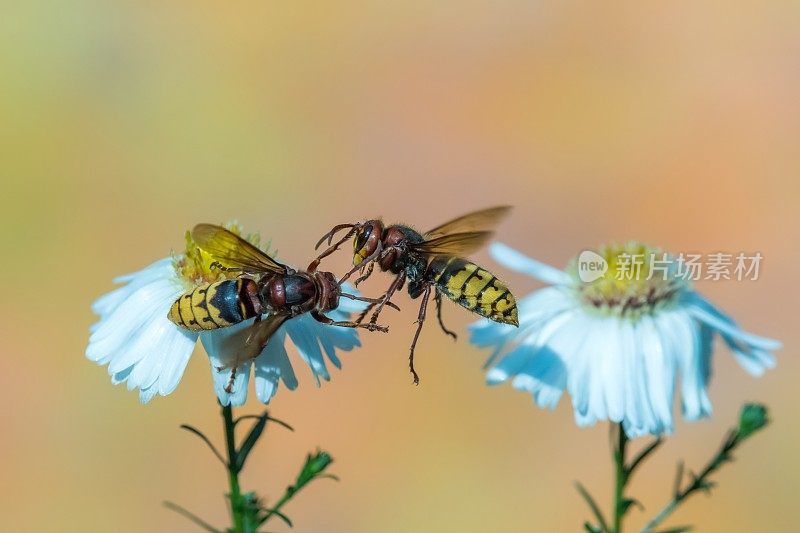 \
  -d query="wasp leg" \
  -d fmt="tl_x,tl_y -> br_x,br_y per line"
407,284 -> 432,385
353,260 -> 375,287
221,315 -> 268,393
339,242 -> 385,283
224,368 -> 237,394
211,262 -> 270,277
308,223 -> 361,272
355,302 -> 376,324
312,310 -> 389,333
434,292 -> 457,341
210,261 -> 245,274
339,293 -> 400,312
369,271 -> 406,324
